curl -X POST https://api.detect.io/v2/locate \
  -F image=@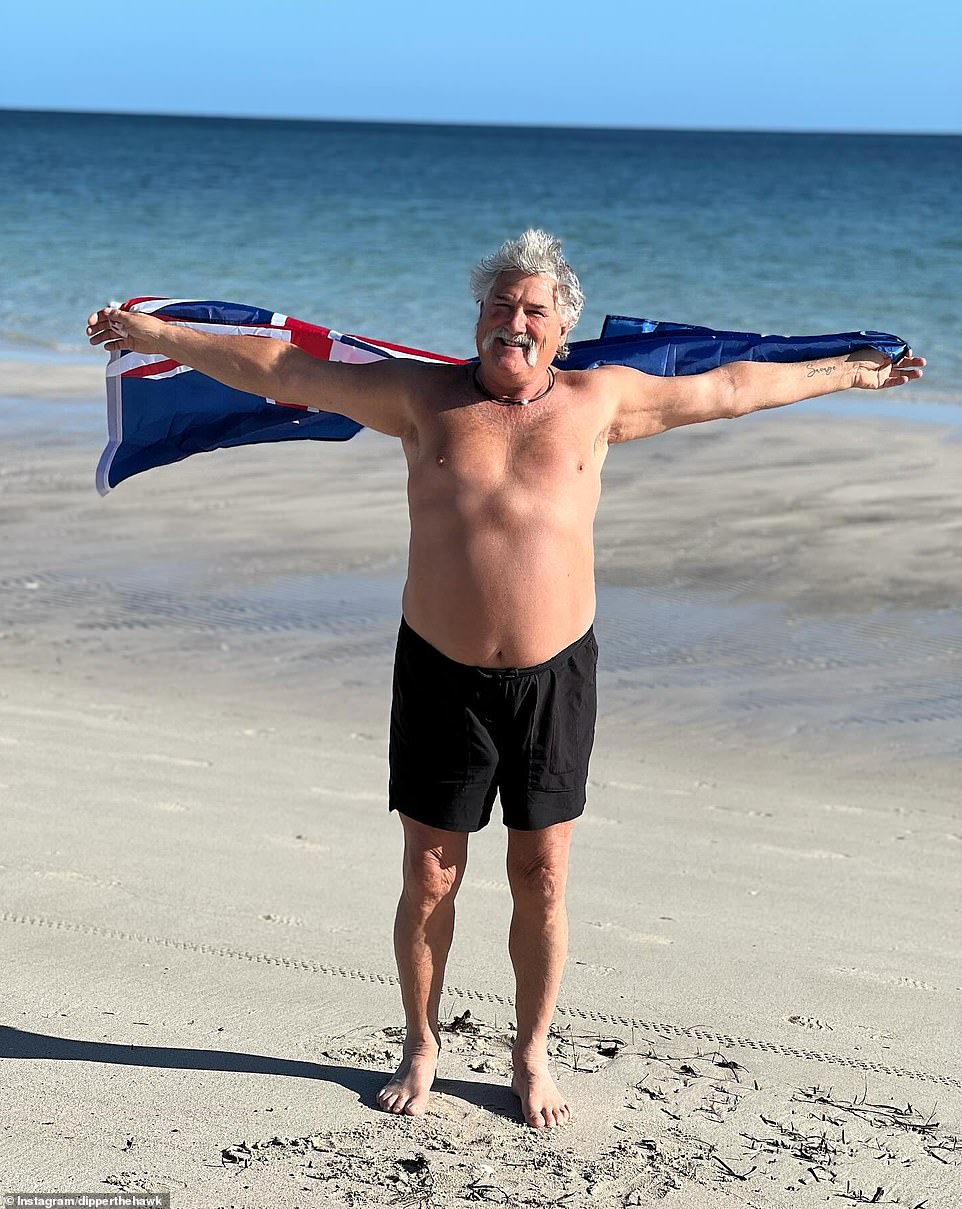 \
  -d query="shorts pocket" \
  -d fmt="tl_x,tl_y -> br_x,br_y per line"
528,660 -> 597,789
